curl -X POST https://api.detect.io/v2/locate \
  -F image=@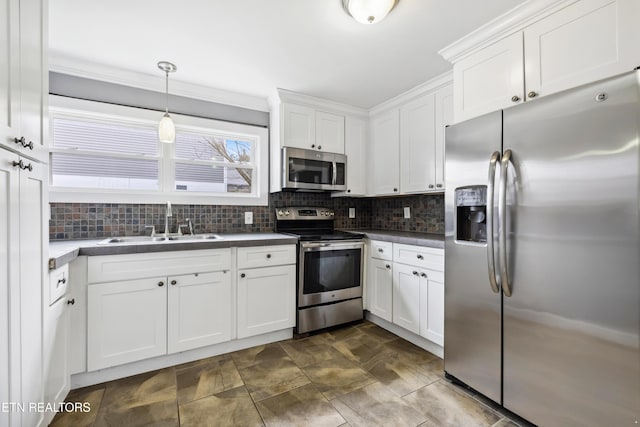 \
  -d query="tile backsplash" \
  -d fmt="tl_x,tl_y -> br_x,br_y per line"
49,192 -> 444,240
